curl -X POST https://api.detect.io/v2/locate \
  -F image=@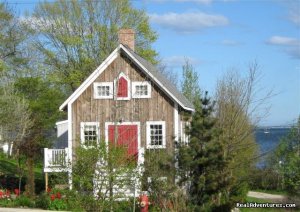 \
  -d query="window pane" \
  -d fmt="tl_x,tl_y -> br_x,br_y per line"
98,86 -> 110,96
149,124 -> 163,146
135,84 -> 148,96
84,125 -> 97,146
